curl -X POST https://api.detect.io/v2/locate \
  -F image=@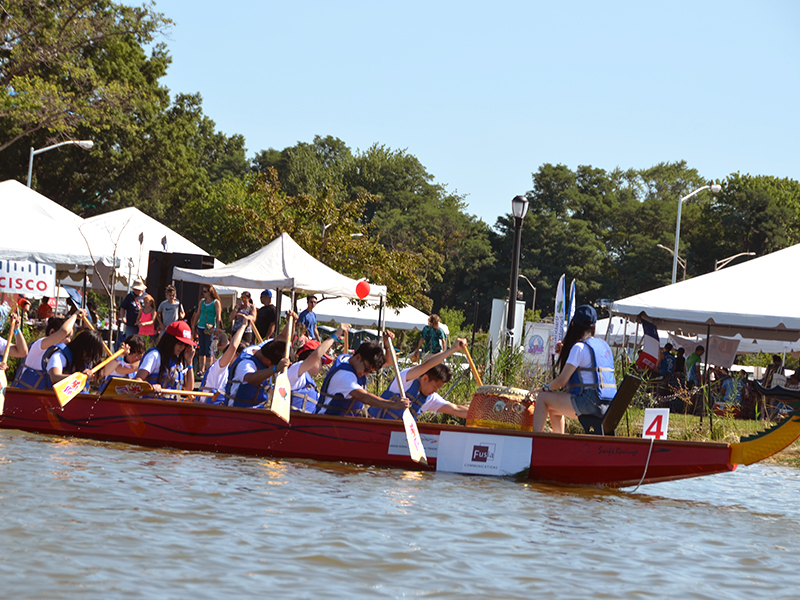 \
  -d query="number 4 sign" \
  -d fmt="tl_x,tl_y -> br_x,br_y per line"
643,408 -> 670,440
